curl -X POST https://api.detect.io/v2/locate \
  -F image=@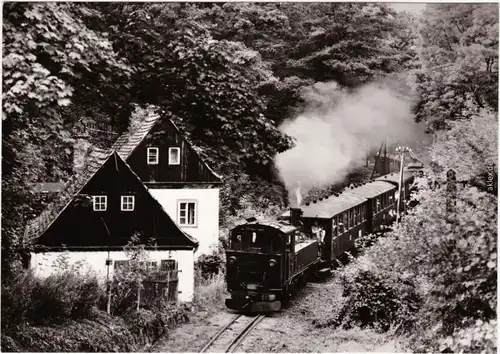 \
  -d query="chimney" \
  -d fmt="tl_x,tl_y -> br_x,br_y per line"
290,208 -> 302,227
73,120 -> 91,175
